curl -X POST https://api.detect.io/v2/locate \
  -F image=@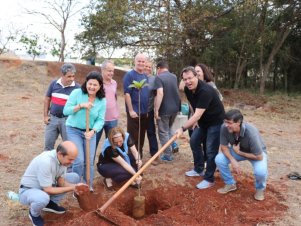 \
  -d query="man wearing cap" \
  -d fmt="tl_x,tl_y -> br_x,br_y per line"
44,63 -> 80,151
